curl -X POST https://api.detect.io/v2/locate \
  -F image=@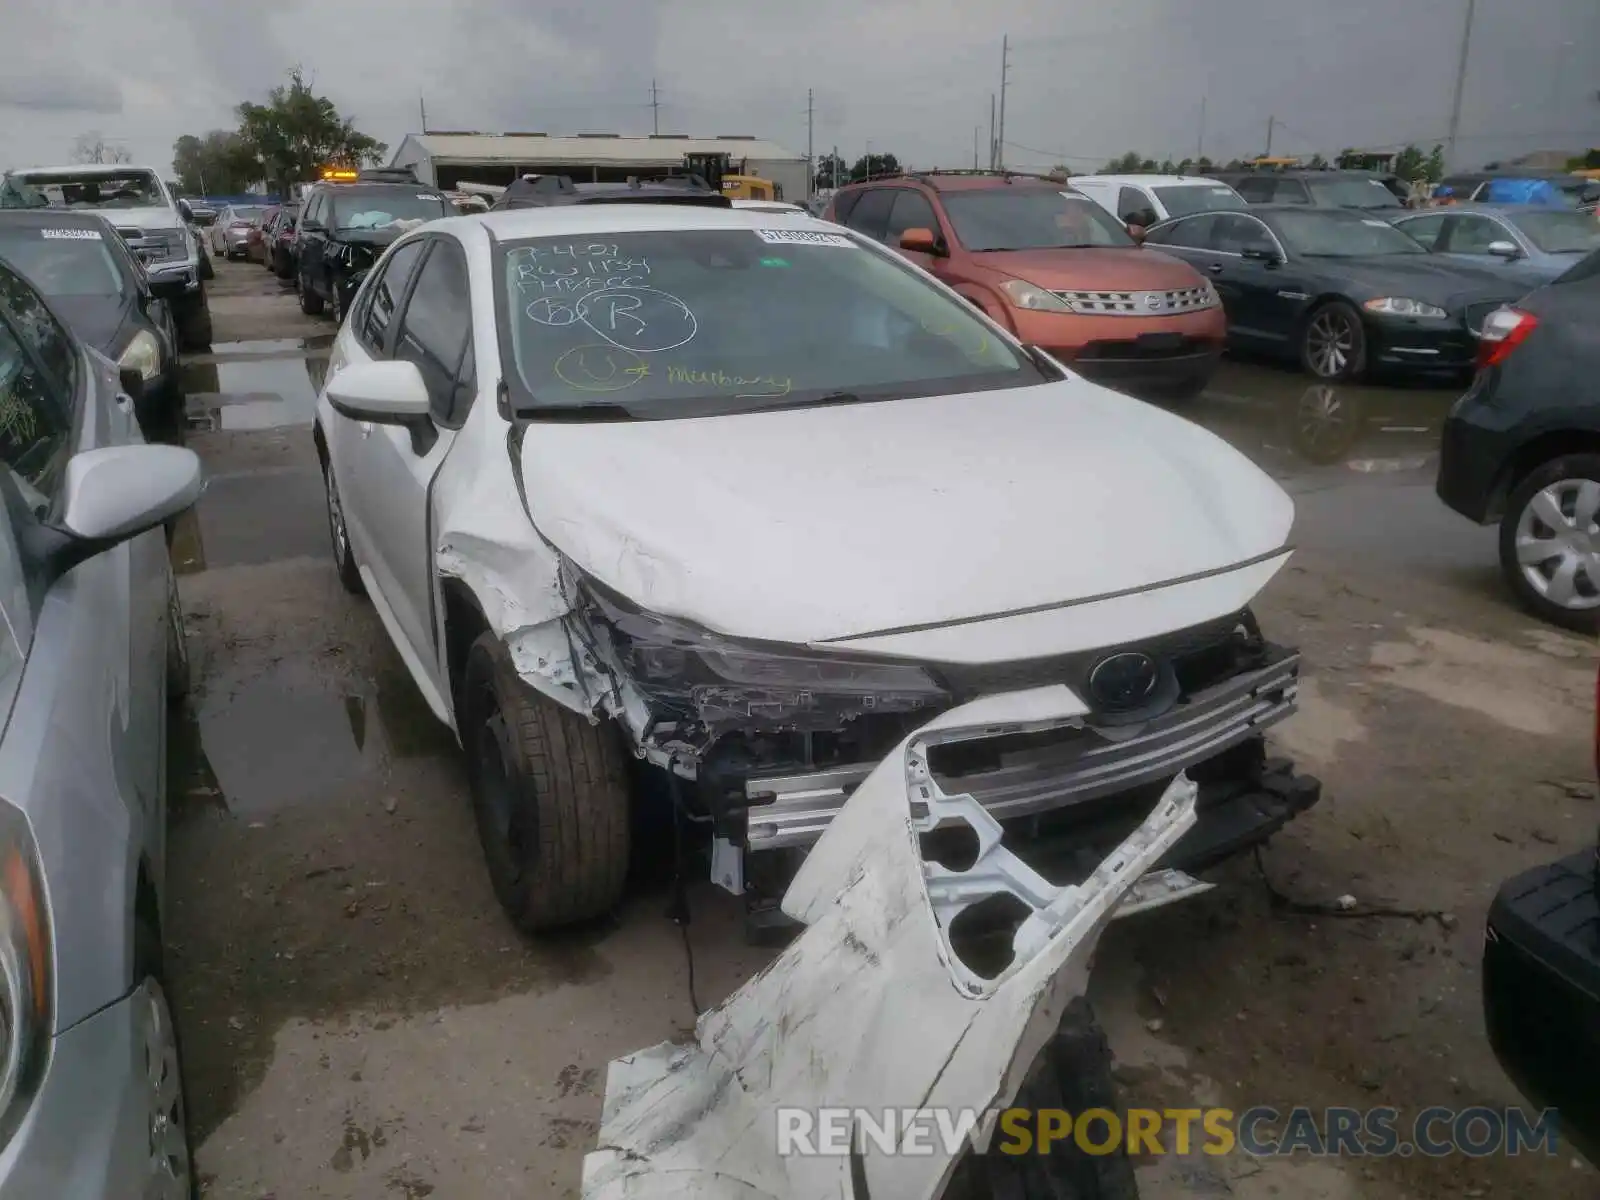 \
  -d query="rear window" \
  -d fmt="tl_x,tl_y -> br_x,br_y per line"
1153,184 -> 1247,218
0,223 -> 125,298
1306,178 -> 1402,209
498,228 -> 1044,419
939,189 -> 1133,251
